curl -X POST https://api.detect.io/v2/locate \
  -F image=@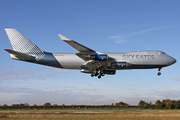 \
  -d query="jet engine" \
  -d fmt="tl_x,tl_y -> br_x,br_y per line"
90,54 -> 108,61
